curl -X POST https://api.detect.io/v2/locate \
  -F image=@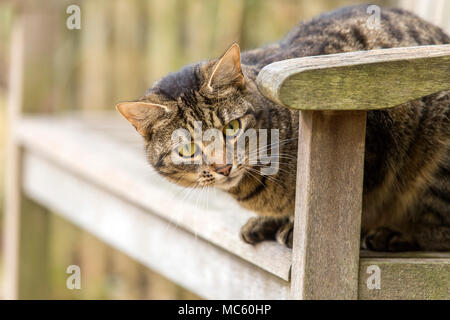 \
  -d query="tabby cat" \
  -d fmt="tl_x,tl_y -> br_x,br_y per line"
117,5 -> 450,251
